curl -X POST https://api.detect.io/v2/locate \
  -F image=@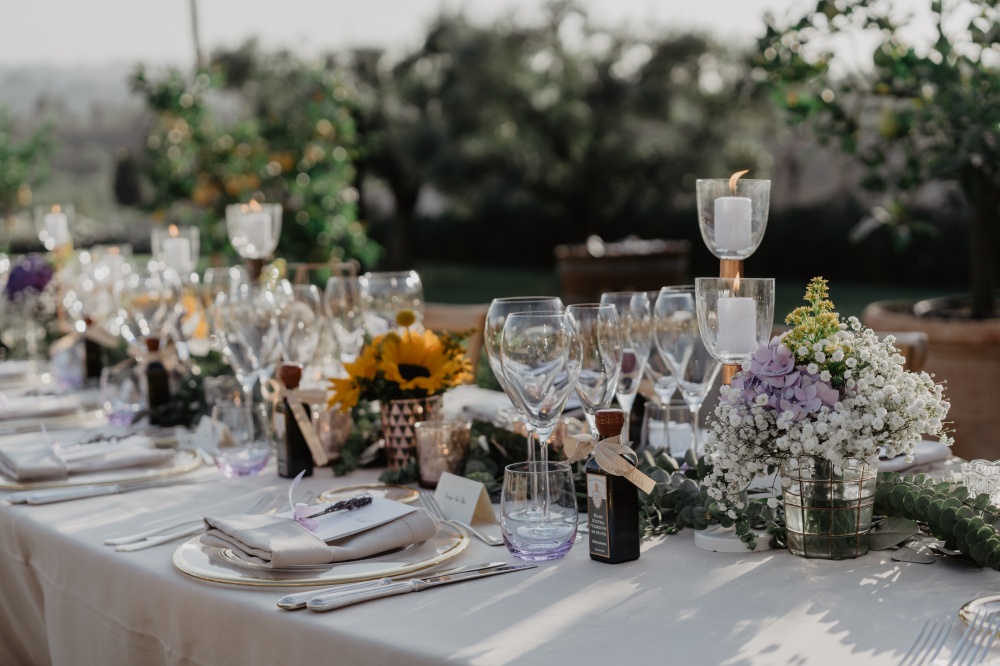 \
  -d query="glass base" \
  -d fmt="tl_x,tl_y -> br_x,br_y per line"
215,452 -> 270,478
504,535 -> 575,561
